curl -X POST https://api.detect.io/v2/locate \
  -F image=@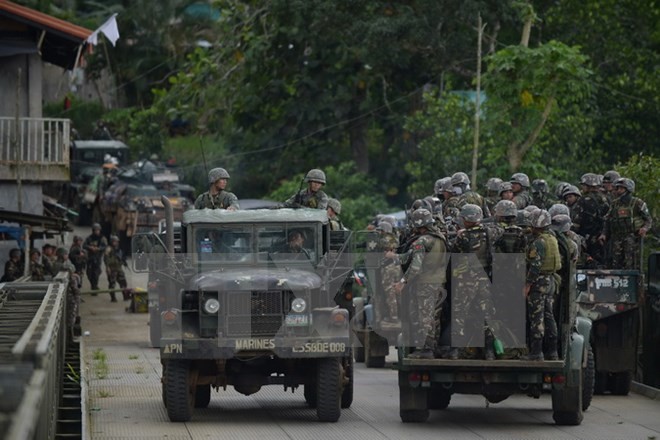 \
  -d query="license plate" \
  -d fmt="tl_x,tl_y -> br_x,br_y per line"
285,314 -> 308,326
